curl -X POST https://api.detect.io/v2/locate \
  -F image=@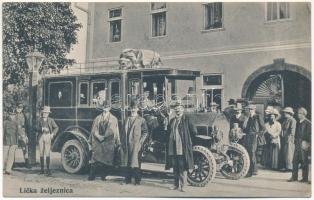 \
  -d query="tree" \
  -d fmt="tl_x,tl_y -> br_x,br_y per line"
3,2 -> 82,87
